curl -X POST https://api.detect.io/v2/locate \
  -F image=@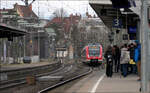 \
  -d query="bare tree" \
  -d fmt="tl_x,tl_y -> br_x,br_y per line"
21,0 -> 35,6
53,8 -> 68,18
